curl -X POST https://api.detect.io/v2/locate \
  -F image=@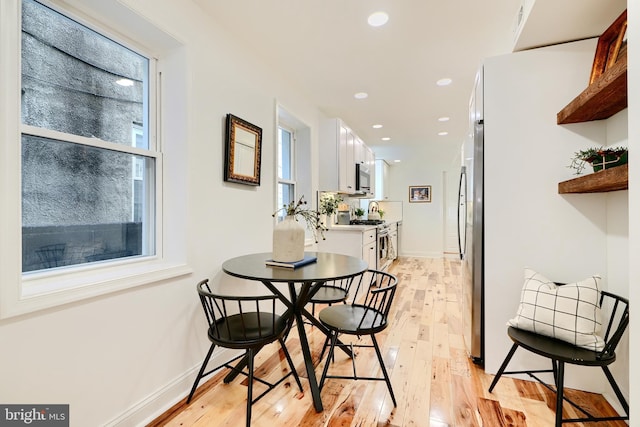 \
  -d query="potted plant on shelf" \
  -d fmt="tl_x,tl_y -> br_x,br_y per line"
354,208 -> 365,220
568,146 -> 628,175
